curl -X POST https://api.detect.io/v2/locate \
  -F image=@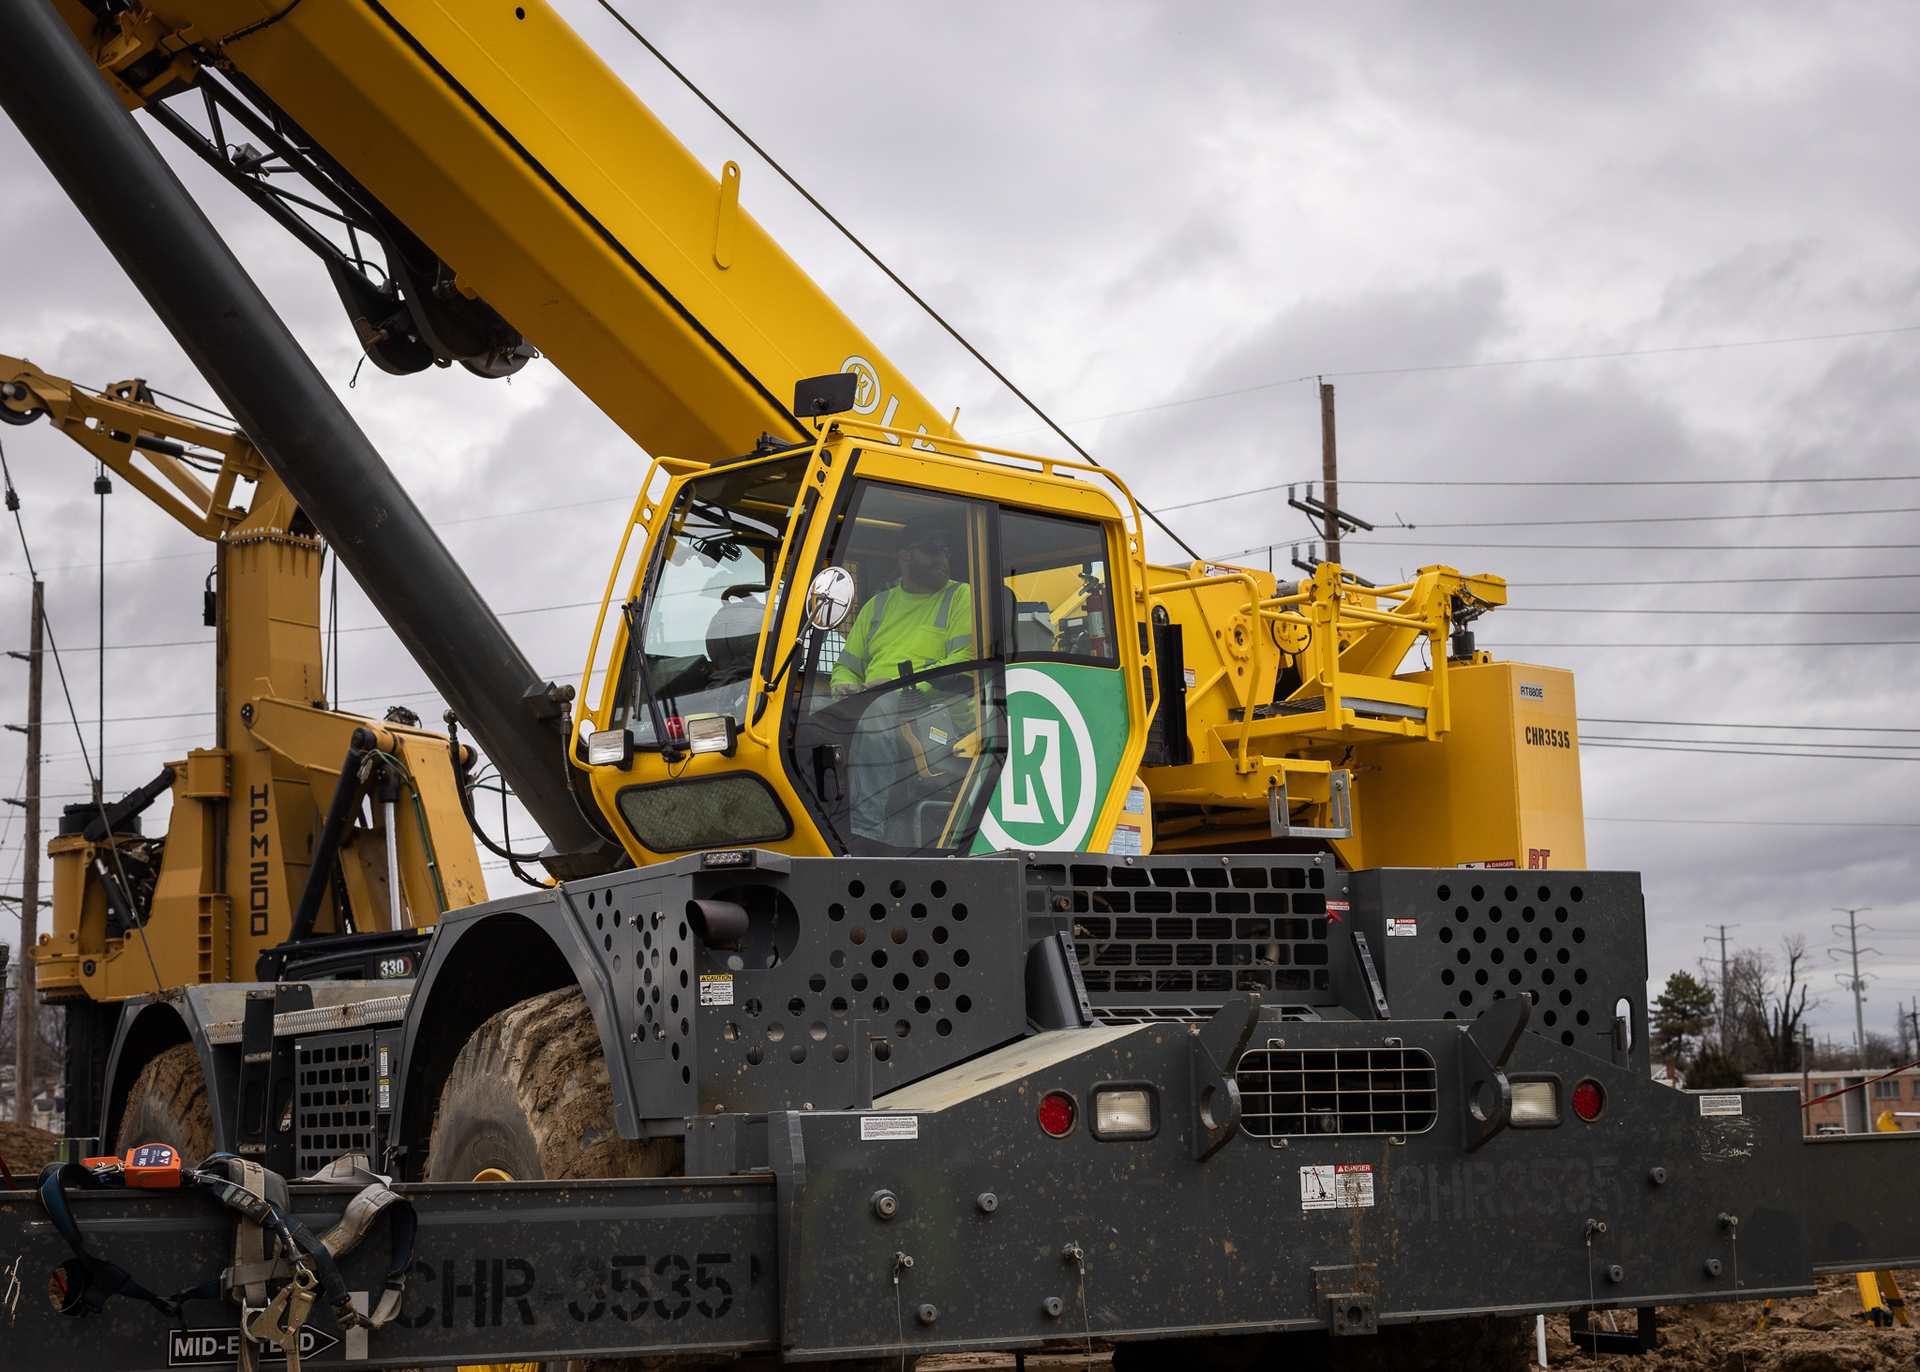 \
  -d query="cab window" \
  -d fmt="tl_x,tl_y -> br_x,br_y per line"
615,457 -> 805,746
999,508 -> 1116,663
